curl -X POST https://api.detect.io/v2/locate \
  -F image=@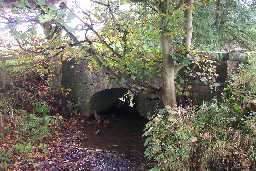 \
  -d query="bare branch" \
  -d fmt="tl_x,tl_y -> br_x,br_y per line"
65,4 -> 123,58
